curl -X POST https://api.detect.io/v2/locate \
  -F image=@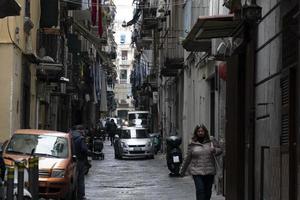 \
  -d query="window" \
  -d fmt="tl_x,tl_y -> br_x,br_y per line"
25,0 -> 30,17
6,134 -> 69,158
120,34 -> 126,44
120,70 -> 127,83
121,50 -> 128,60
